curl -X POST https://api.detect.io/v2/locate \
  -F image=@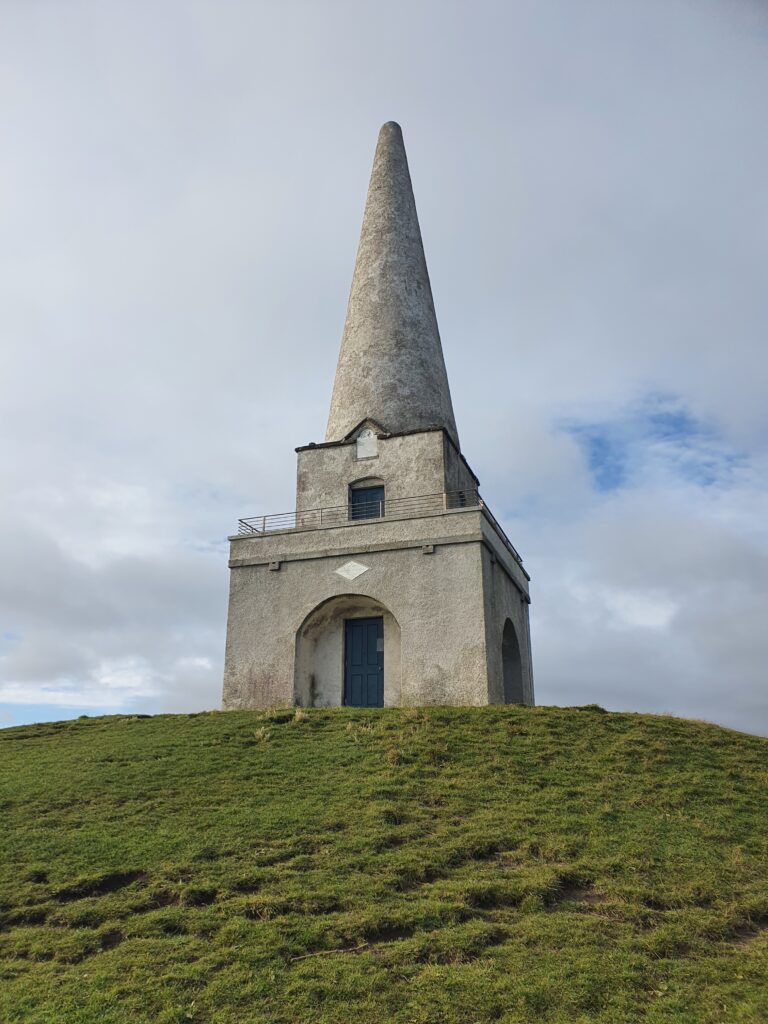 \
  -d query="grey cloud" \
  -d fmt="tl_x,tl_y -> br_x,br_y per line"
1,0 -> 766,731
